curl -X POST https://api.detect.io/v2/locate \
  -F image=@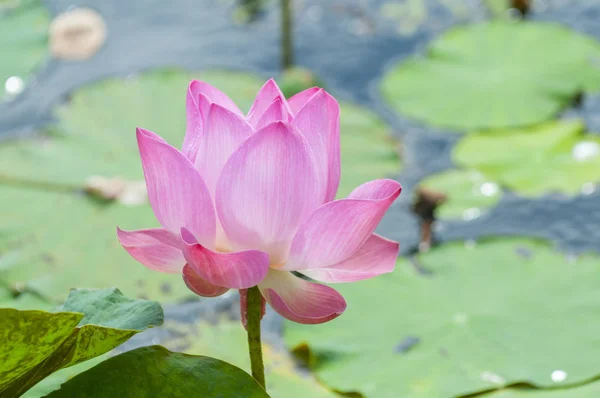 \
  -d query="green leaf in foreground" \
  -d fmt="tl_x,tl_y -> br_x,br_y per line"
22,355 -> 107,398
45,346 -> 268,398
0,288 -> 162,397
381,22 -> 600,130
0,69 -> 400,302
285,239 -> 600,398
453,120 -> 600,196
159,318 -> 338,398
